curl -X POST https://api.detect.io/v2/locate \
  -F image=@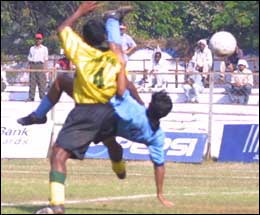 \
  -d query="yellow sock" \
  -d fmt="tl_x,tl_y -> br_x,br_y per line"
112,160 -> 126,174
49,171 -> 65,206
